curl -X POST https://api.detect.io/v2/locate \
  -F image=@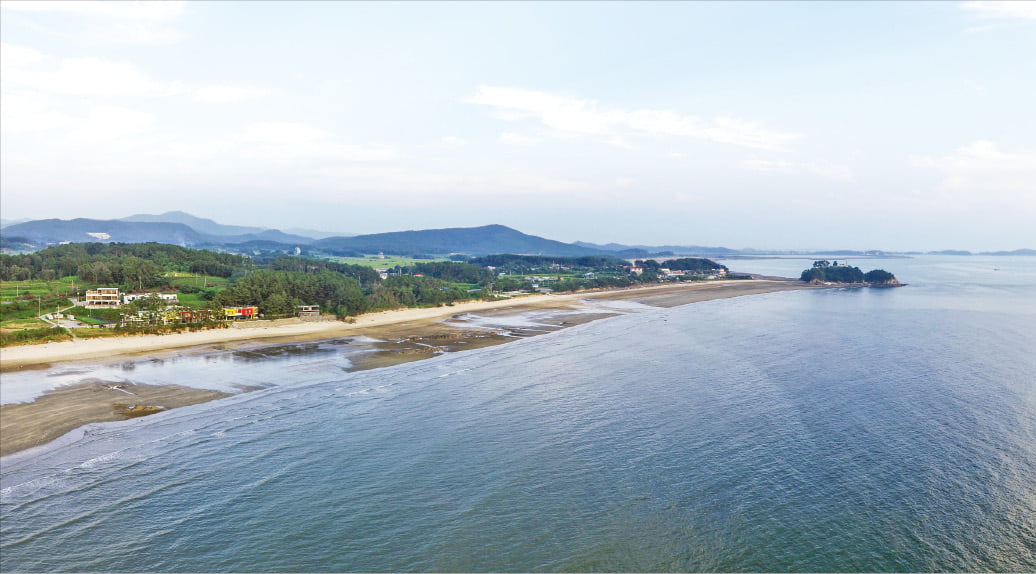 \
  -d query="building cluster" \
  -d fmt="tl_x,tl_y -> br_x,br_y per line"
82,287 -> 320,327
622,266 -> 727,279
84,288 -> 179,308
